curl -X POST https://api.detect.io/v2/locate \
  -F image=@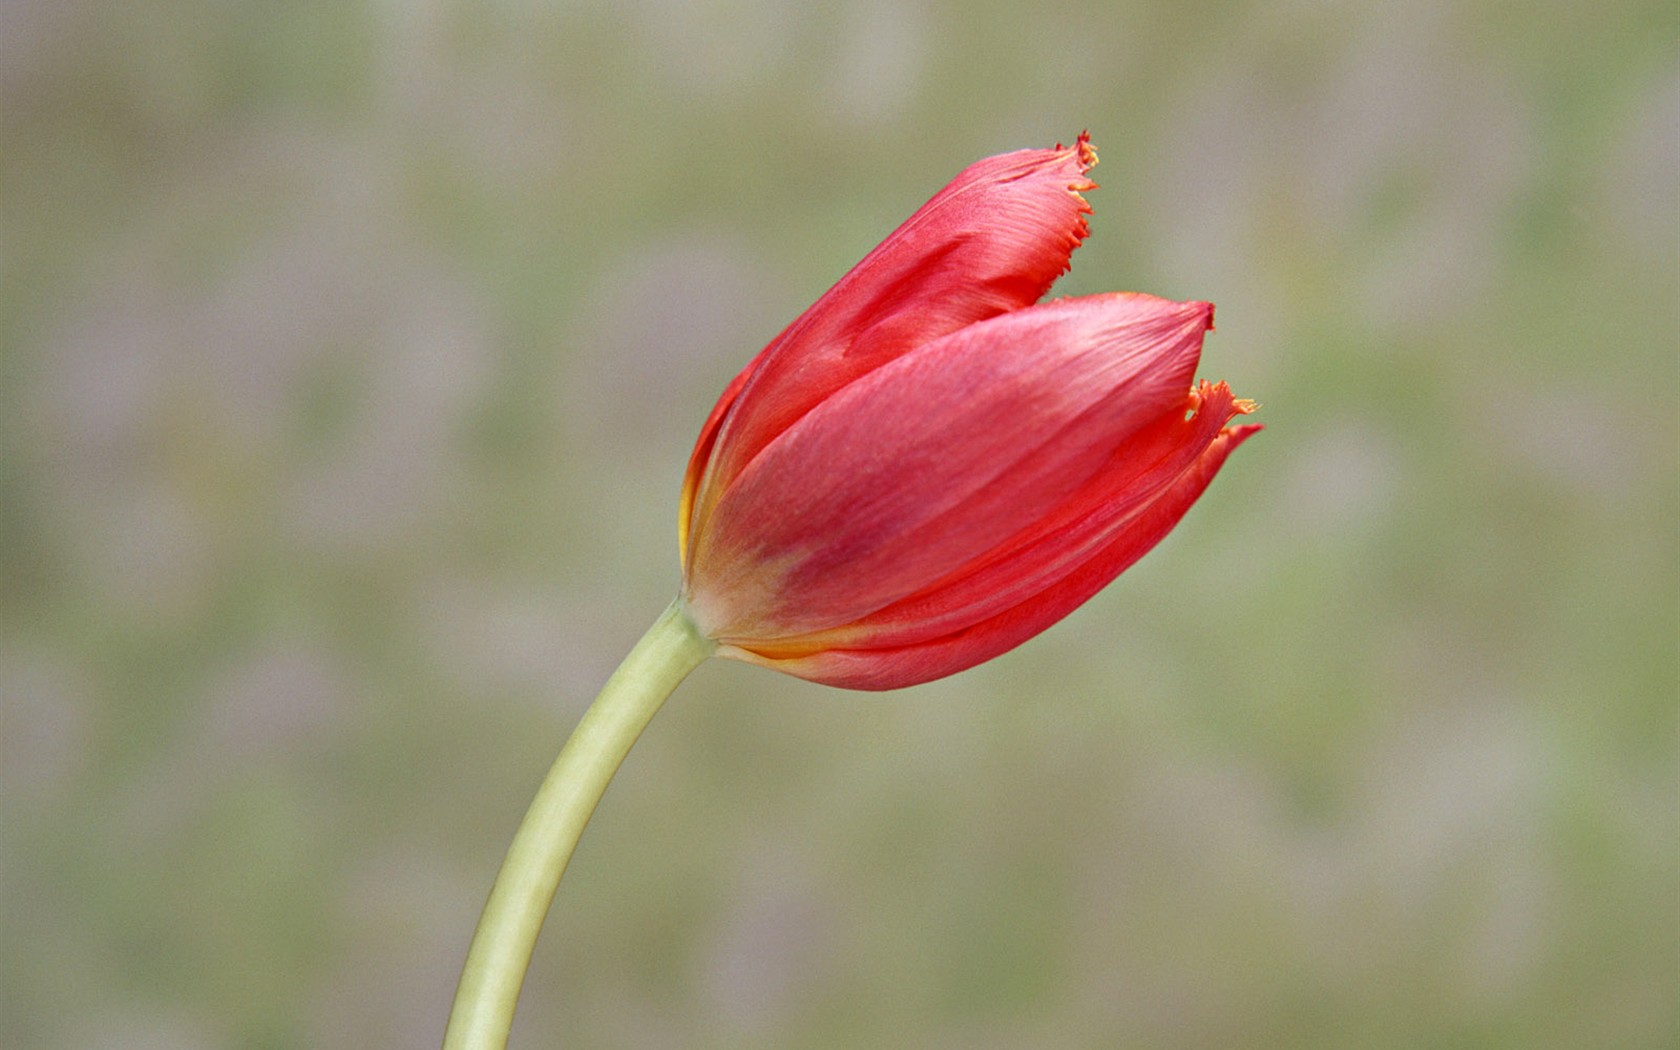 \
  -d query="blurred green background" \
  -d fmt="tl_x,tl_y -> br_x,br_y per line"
3,0 -> 1675,1046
